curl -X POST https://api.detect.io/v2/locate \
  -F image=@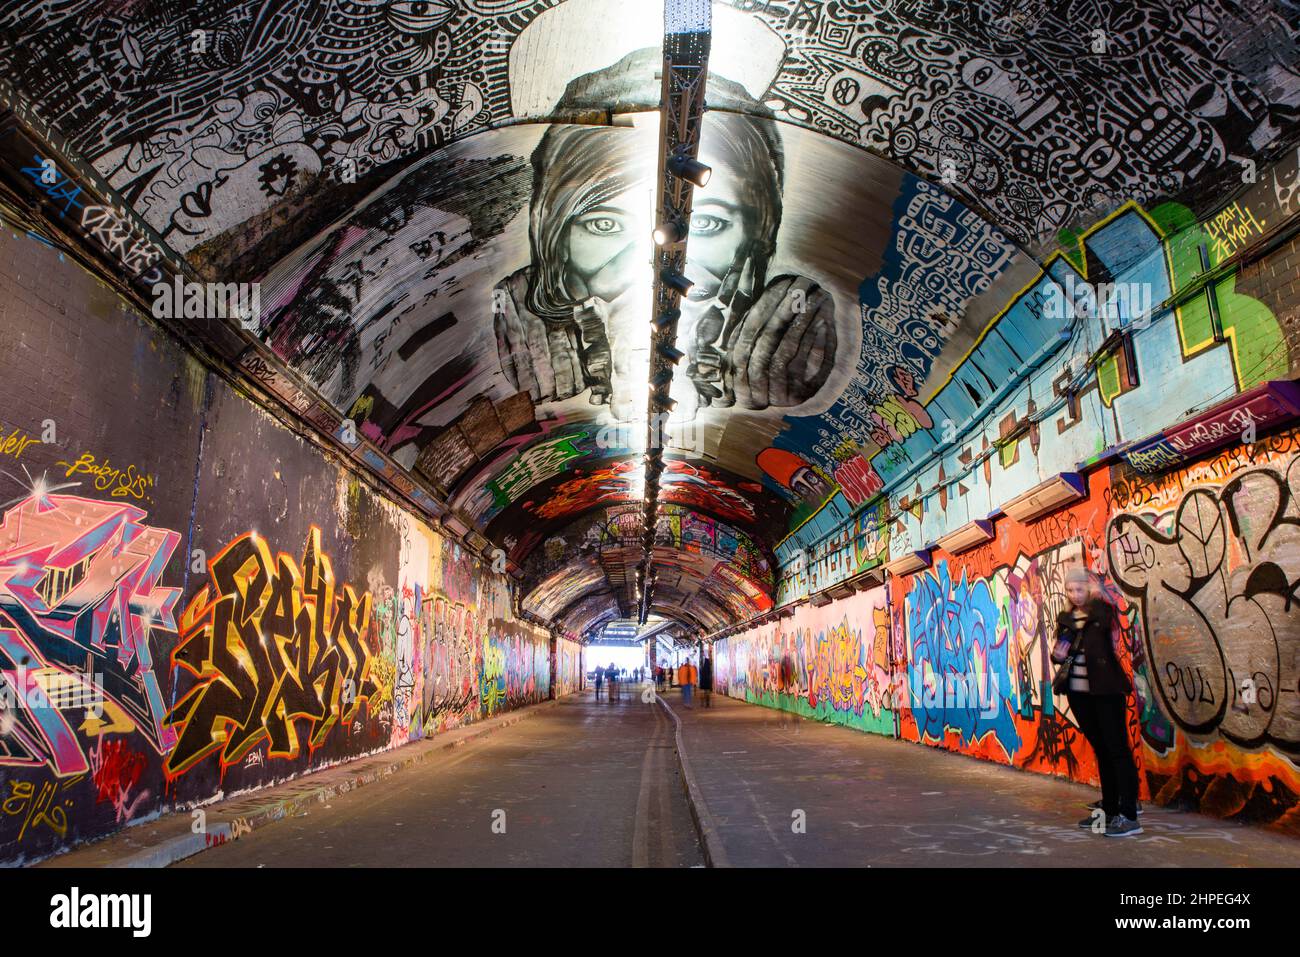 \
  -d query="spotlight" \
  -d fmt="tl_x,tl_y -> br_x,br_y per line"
652,308 -> 681,331
650,367 -> 673,388
653,220 -> 686,245
660,268 -> 693,295
667,151 -> 712,187
651,391 -> 678,412
657,342 -> 685,364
